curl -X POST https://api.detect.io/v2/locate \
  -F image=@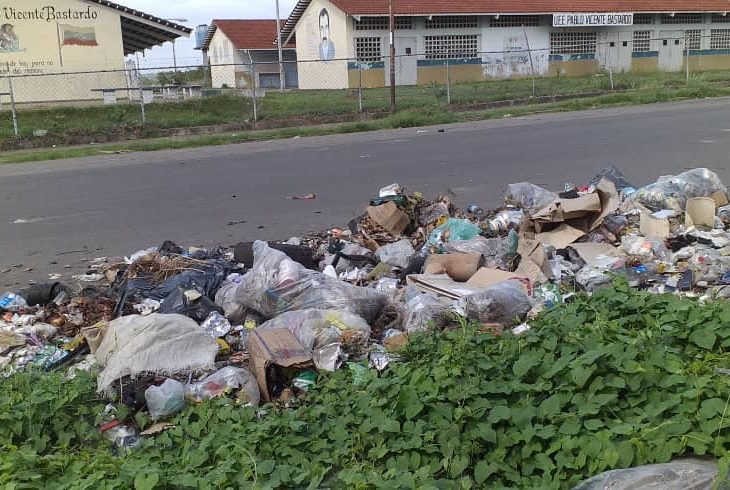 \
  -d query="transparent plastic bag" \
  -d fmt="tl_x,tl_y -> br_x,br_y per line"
215,274 -> 247,324
257,309 -> 371,370
235,241 -> 388,323
376,239 -> 416,269
200,311 -> 232,339
185,366 -> 260,406
574,460 -> 721,490
403,294 -> 452,333
456,280 -> 532,325
419,202 -> 450,226
575,256 -> 626,292
428,219 -> 482,248
145,379 -> 186,419
504,183 -> 558,214
632,168 -> 727,211
621,235 -> 671,262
